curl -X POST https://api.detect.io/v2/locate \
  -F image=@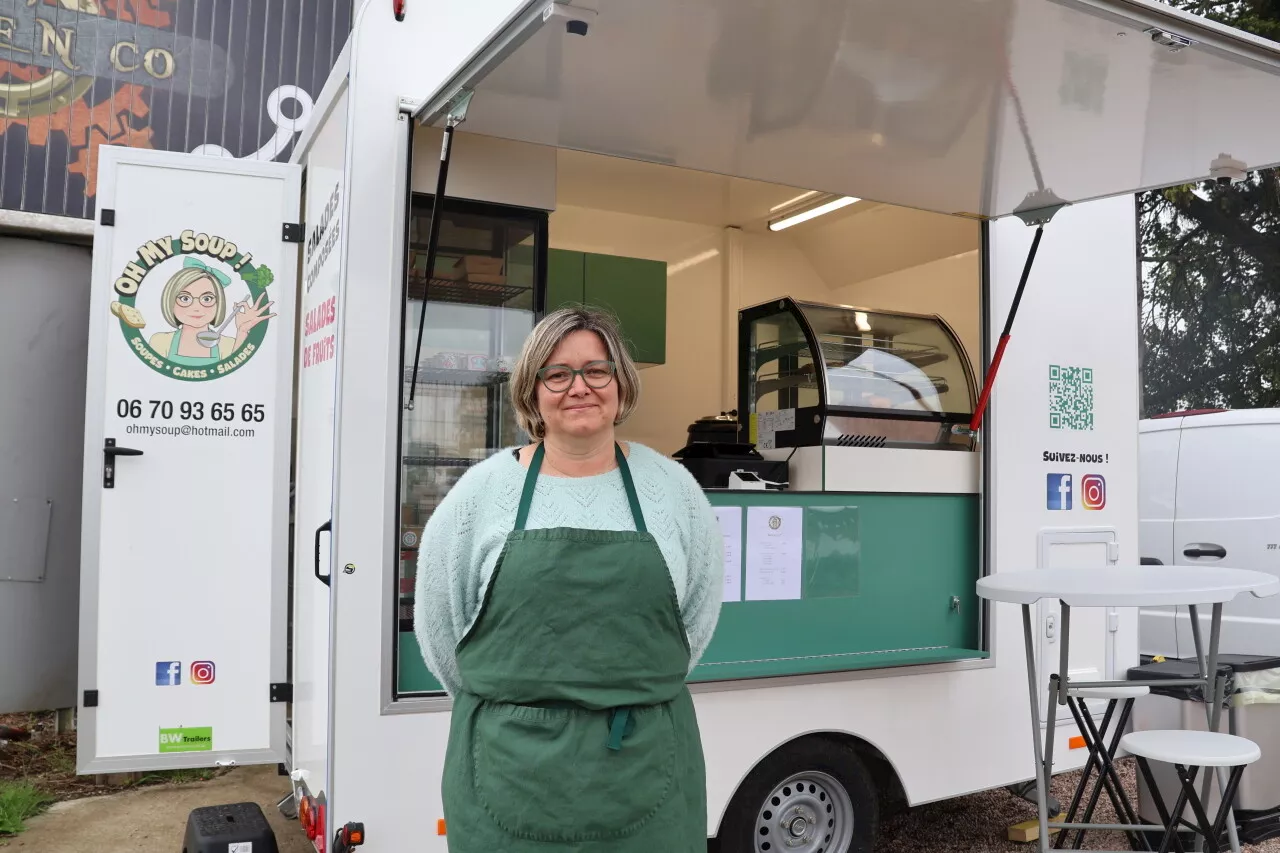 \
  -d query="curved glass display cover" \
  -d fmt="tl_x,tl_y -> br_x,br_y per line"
739,298 -> 976,451
795,302 -> 974,418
